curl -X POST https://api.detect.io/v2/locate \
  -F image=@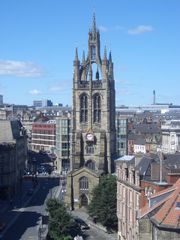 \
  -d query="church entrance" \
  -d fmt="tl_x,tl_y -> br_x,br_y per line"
80,194 -> 88,207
